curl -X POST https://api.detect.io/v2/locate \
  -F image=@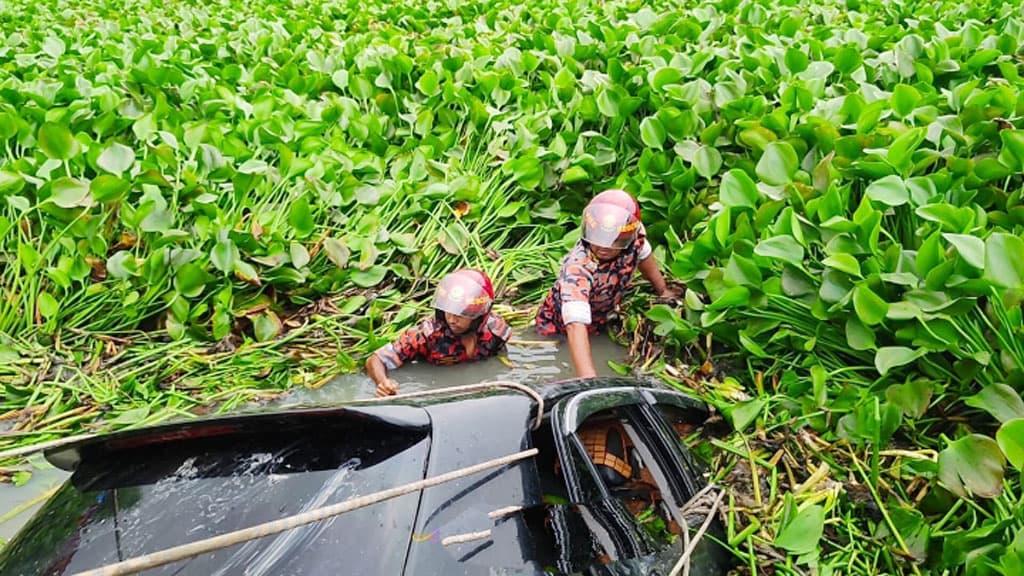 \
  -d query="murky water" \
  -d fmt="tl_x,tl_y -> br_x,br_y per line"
0,332 -> 628,542
278,331 -> 630,406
